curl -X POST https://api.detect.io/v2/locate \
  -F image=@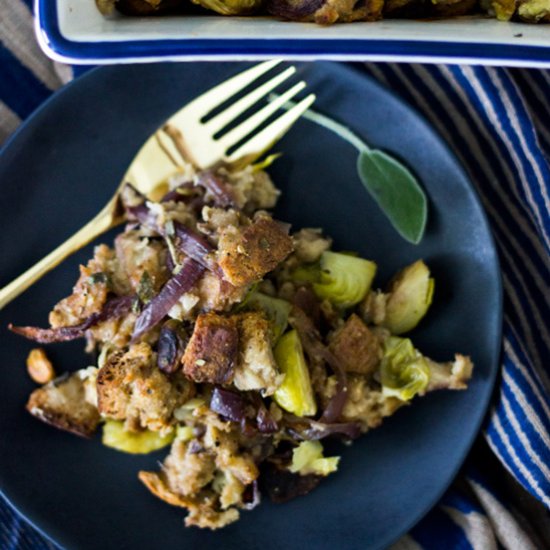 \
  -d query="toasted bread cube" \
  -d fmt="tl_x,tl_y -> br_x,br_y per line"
26,371 -> 100,438
182,313 -> 239,385
328,314 -> 381,376
97,343 -> 193,433
218,217 -> 293,287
